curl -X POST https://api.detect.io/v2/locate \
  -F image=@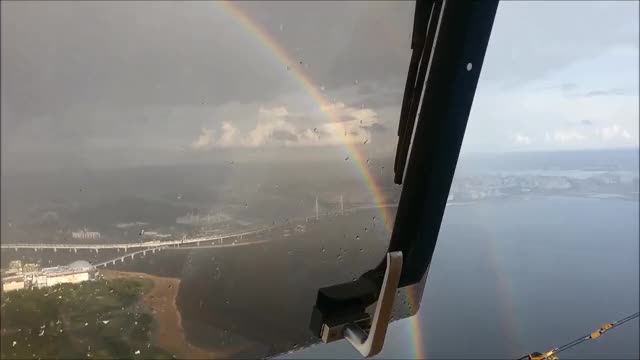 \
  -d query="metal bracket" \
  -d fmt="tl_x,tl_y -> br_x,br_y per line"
314,252 -> 403,357
343,251 -> 403,357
